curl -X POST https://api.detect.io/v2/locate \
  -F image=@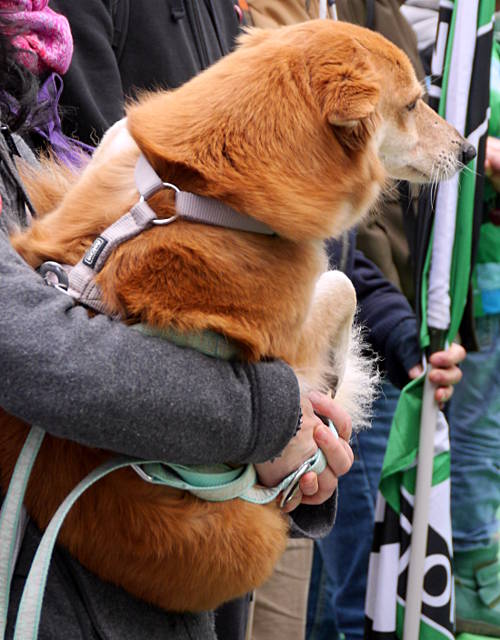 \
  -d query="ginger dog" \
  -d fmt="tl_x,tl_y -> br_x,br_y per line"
0,21 -> 473,612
